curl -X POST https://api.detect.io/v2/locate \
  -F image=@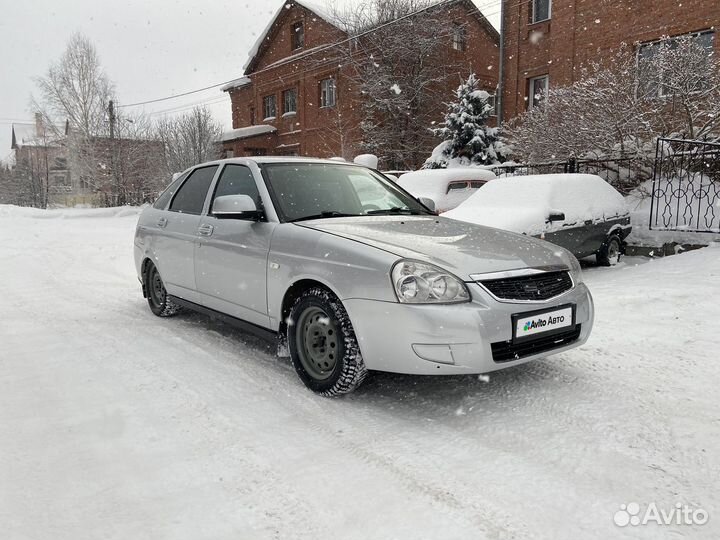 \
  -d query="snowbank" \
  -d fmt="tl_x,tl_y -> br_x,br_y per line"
397,168 -> 496,212
0,204 -> 143,220
443,174 -> 628,235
